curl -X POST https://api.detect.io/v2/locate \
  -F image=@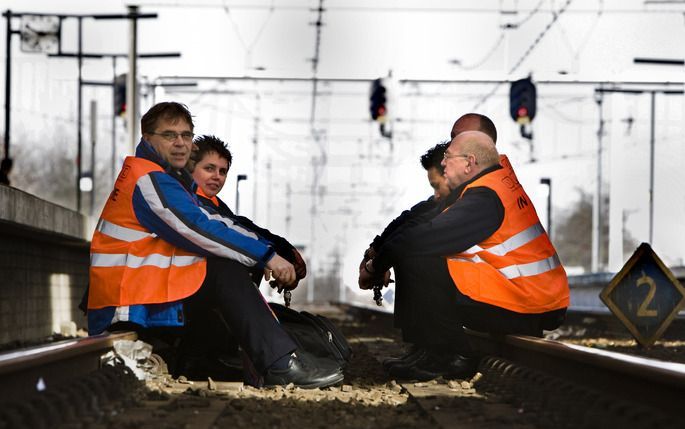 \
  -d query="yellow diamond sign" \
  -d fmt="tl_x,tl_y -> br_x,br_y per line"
600,243 -> 685,348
